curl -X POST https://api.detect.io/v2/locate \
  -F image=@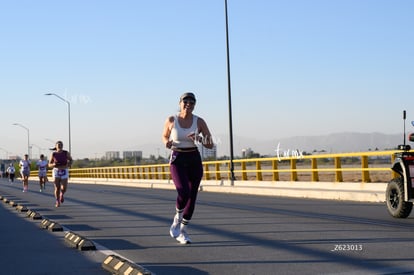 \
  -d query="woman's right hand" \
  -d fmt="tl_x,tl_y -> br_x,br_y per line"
165,140 -> 173,149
